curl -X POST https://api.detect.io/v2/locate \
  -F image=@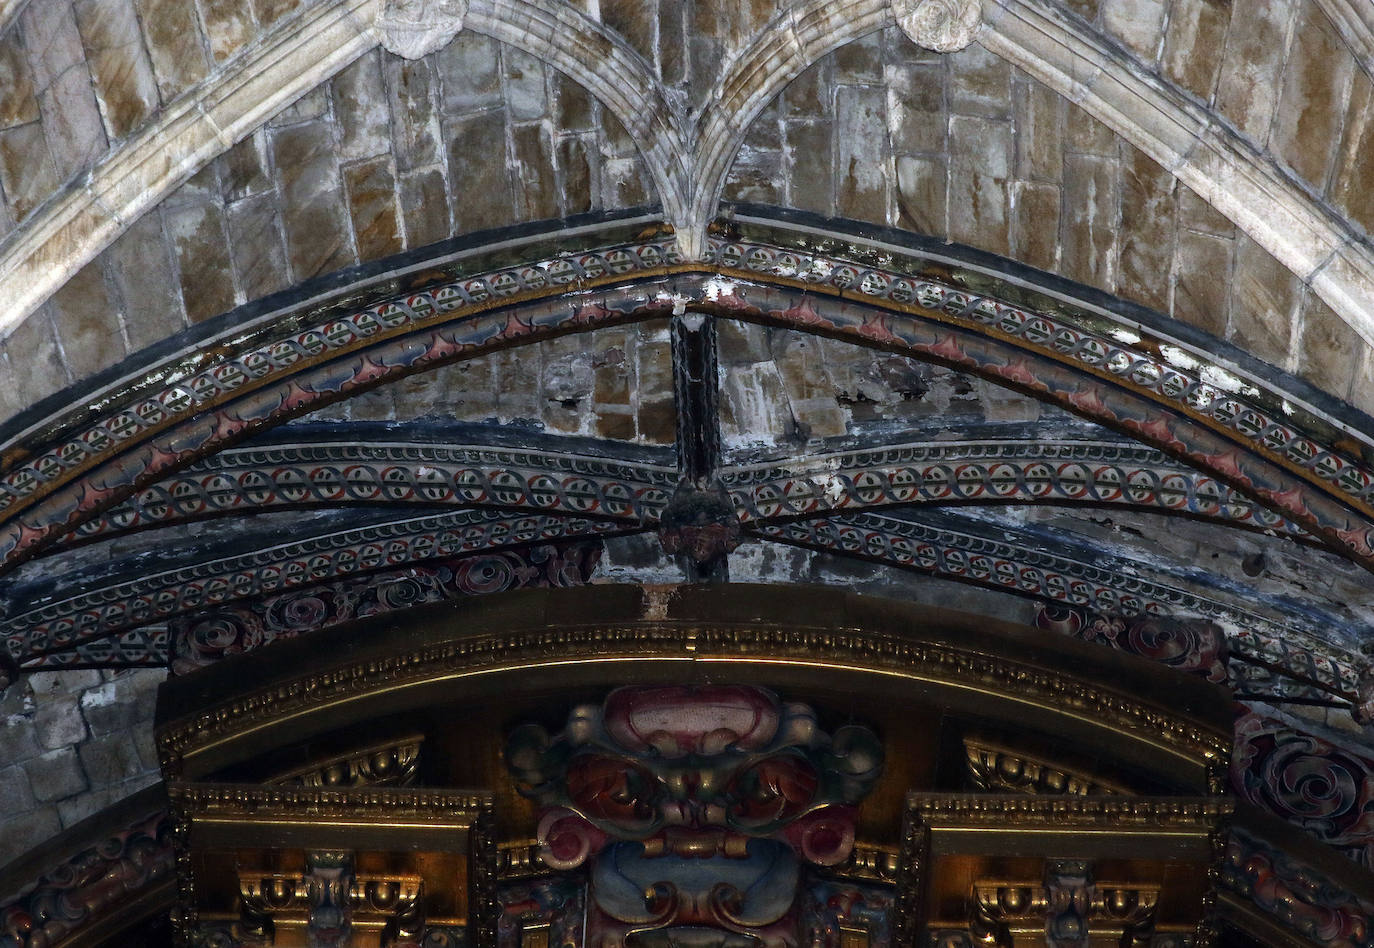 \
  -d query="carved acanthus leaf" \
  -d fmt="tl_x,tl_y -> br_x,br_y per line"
892,0 -> 982,53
